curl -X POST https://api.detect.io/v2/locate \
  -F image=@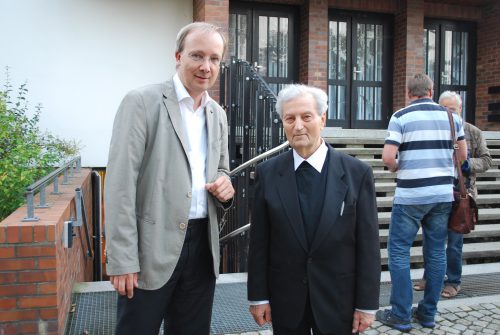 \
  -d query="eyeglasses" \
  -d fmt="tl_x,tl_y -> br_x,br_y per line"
187,52 -> 221,66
